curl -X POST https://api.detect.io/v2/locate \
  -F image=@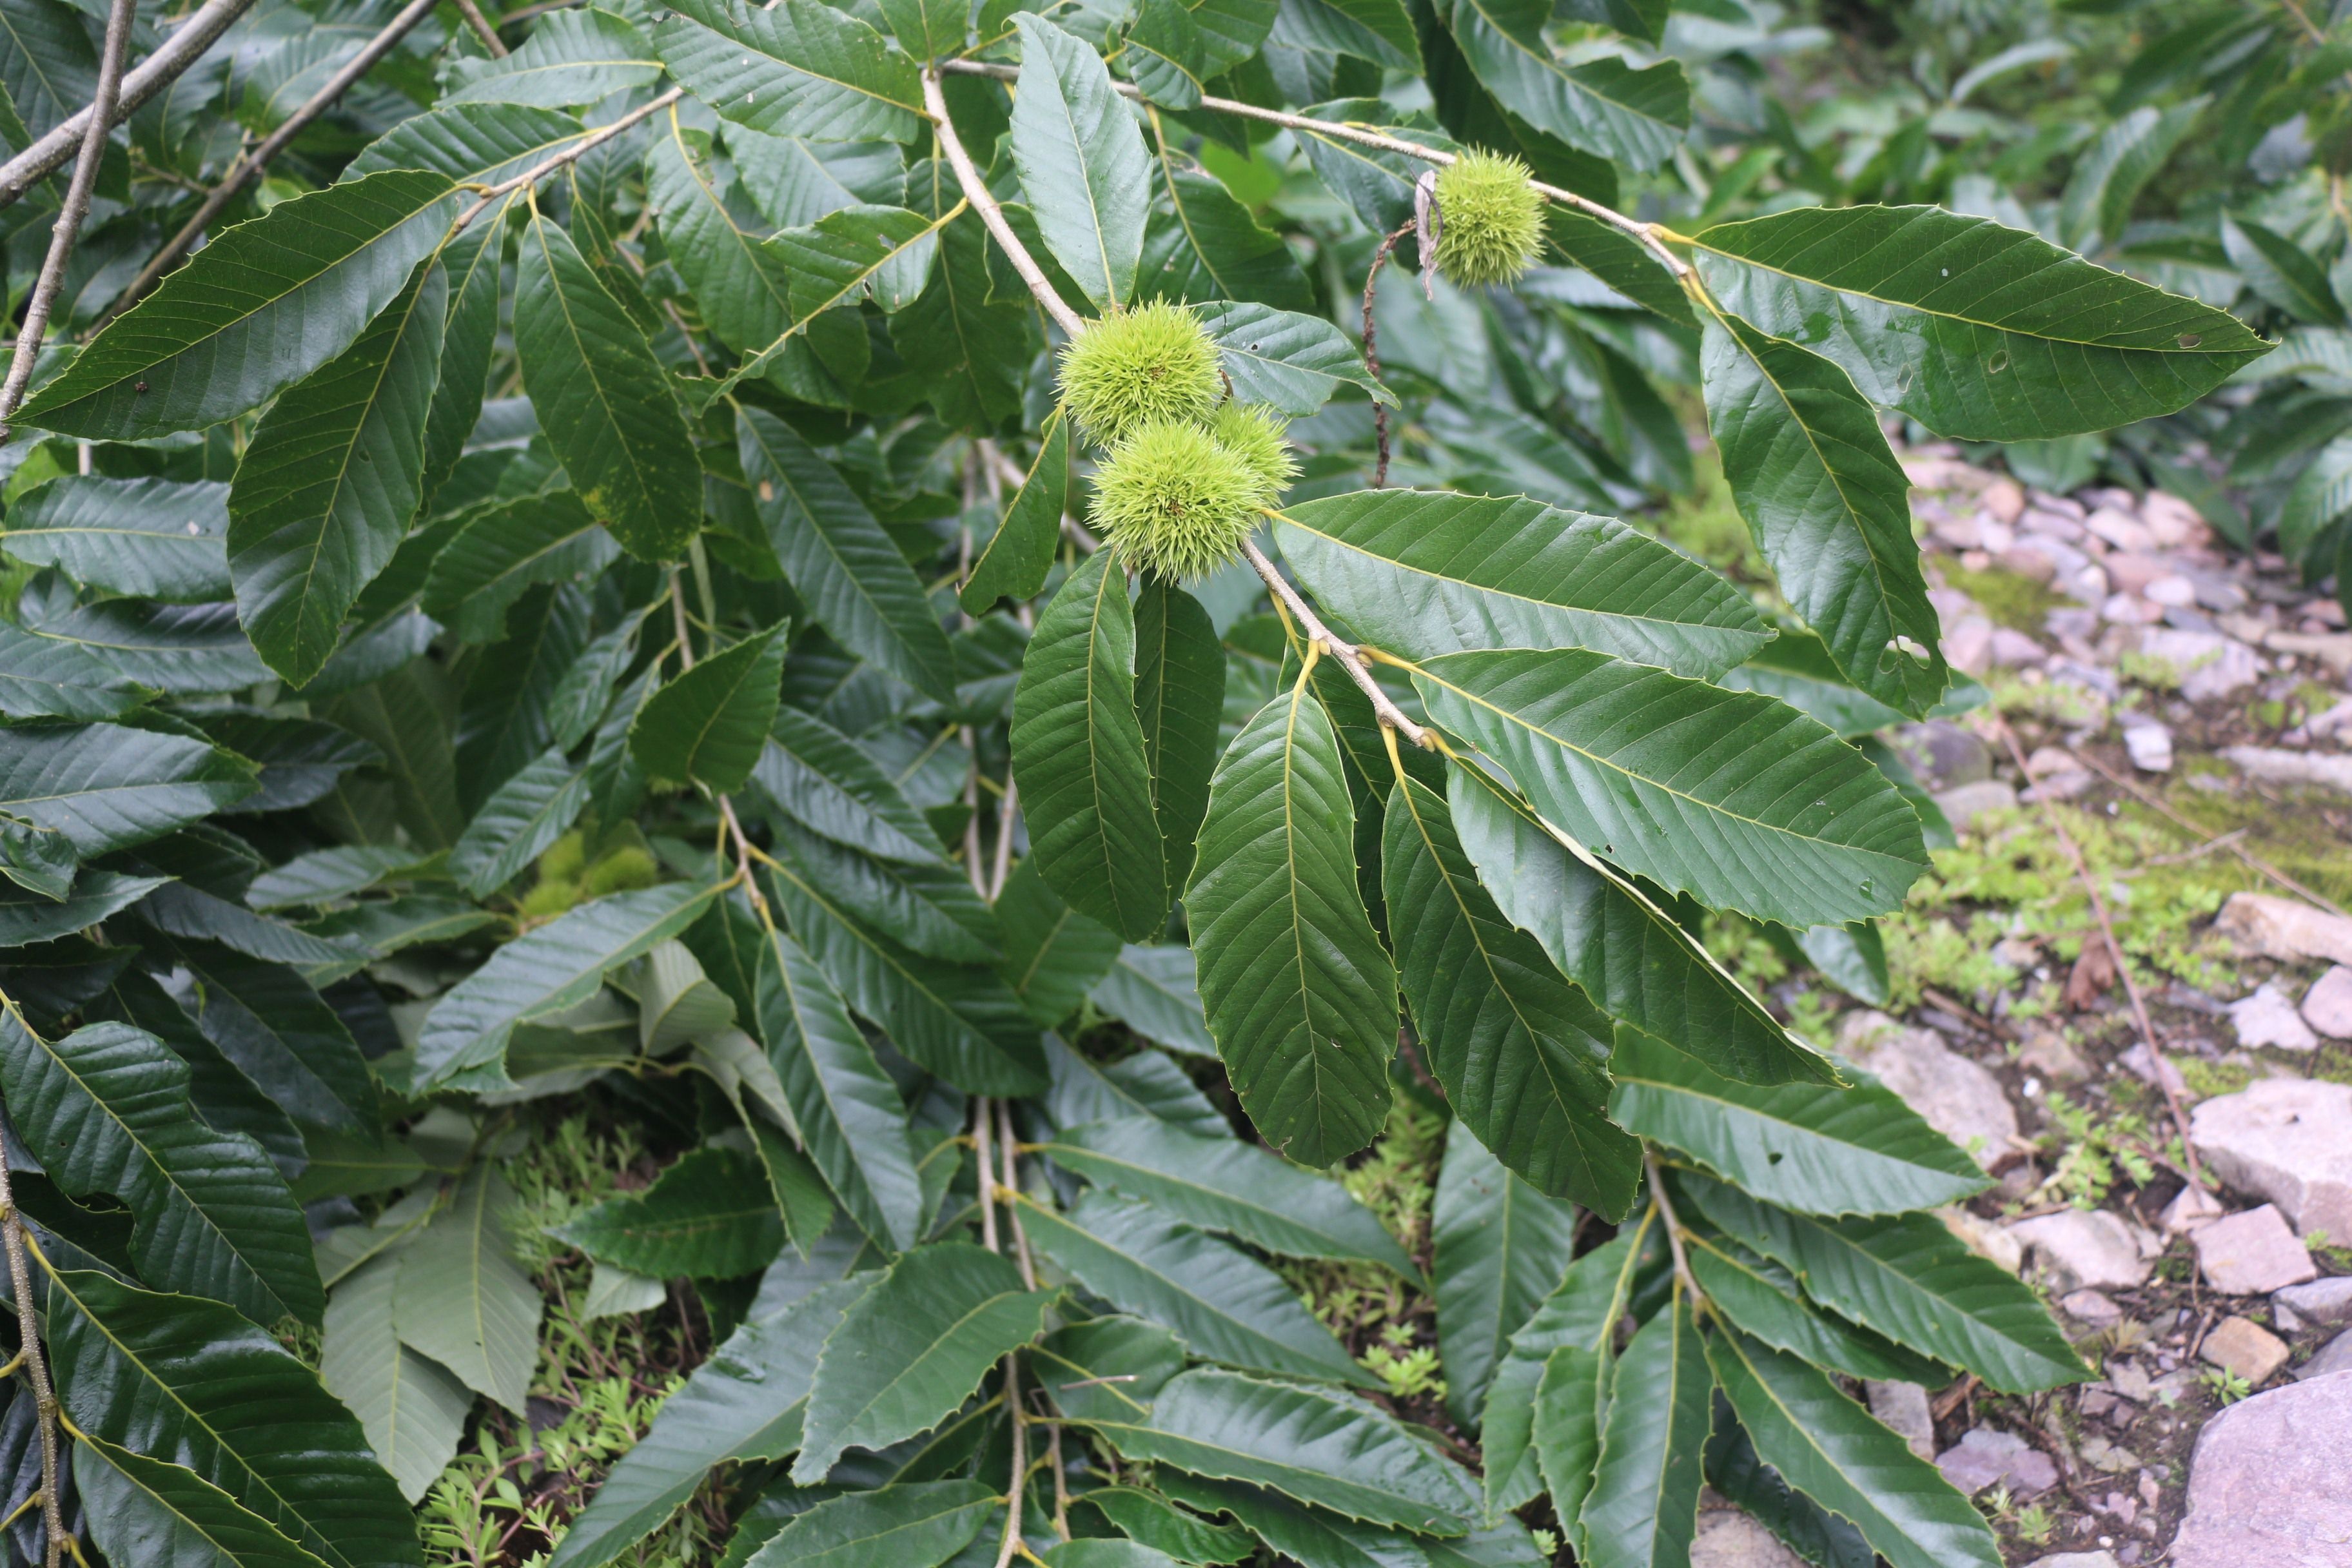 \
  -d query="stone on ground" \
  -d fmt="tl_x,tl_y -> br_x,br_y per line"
1932,779 -> 2017,832
2190,1078 -> 2352,1240
2192,1204 -> 2317,1295
2301,966 -> 2352,1039
2297,1328 -> 2352,1382
2275,1277 -> 2352,1326
1864,1380 -> 1935,1460
1689,1507 -> 1803,1568
2200,1315 -> 2290,1386
2028,1554 -> 2120,1568
2227,981 -> 2319,1052
2018,1024 -> 2092,1084
2170,1371 -> 2352,1567
2009,1208 -> 2153,1293
1842,1011 -> 2017,1170
1934,1426 -> 2058,1496
2212,894 -> 2352,968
